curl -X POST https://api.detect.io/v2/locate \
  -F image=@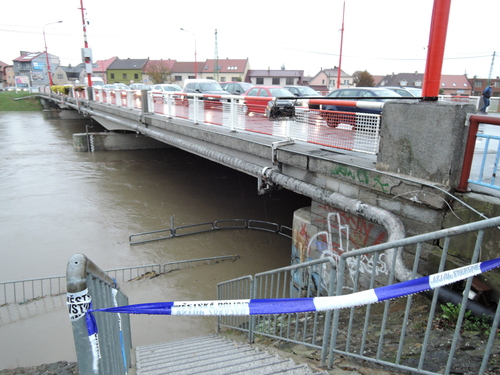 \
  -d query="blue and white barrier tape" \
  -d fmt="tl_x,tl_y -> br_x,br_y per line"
67,257 -> 500,374
88,257 -> 500,316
